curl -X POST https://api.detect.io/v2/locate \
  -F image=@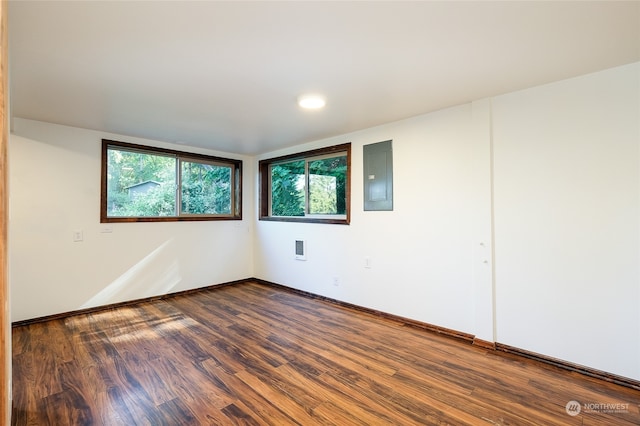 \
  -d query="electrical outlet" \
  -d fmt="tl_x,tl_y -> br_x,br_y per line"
73,230 -> 83,242
332,277 -> 339,287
